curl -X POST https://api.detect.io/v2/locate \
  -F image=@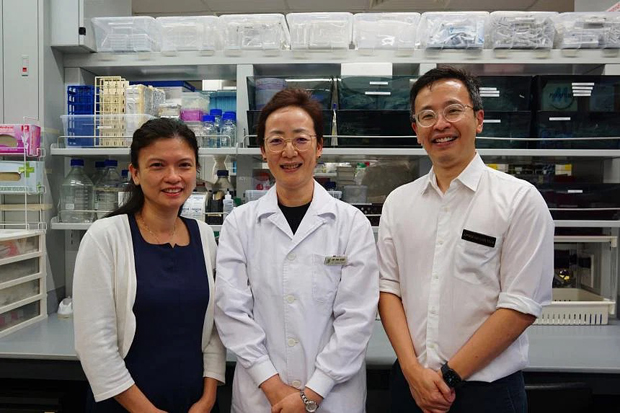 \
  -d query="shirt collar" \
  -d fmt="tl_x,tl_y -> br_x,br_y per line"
422,152 -> 485,194
256,180 -> 337,222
